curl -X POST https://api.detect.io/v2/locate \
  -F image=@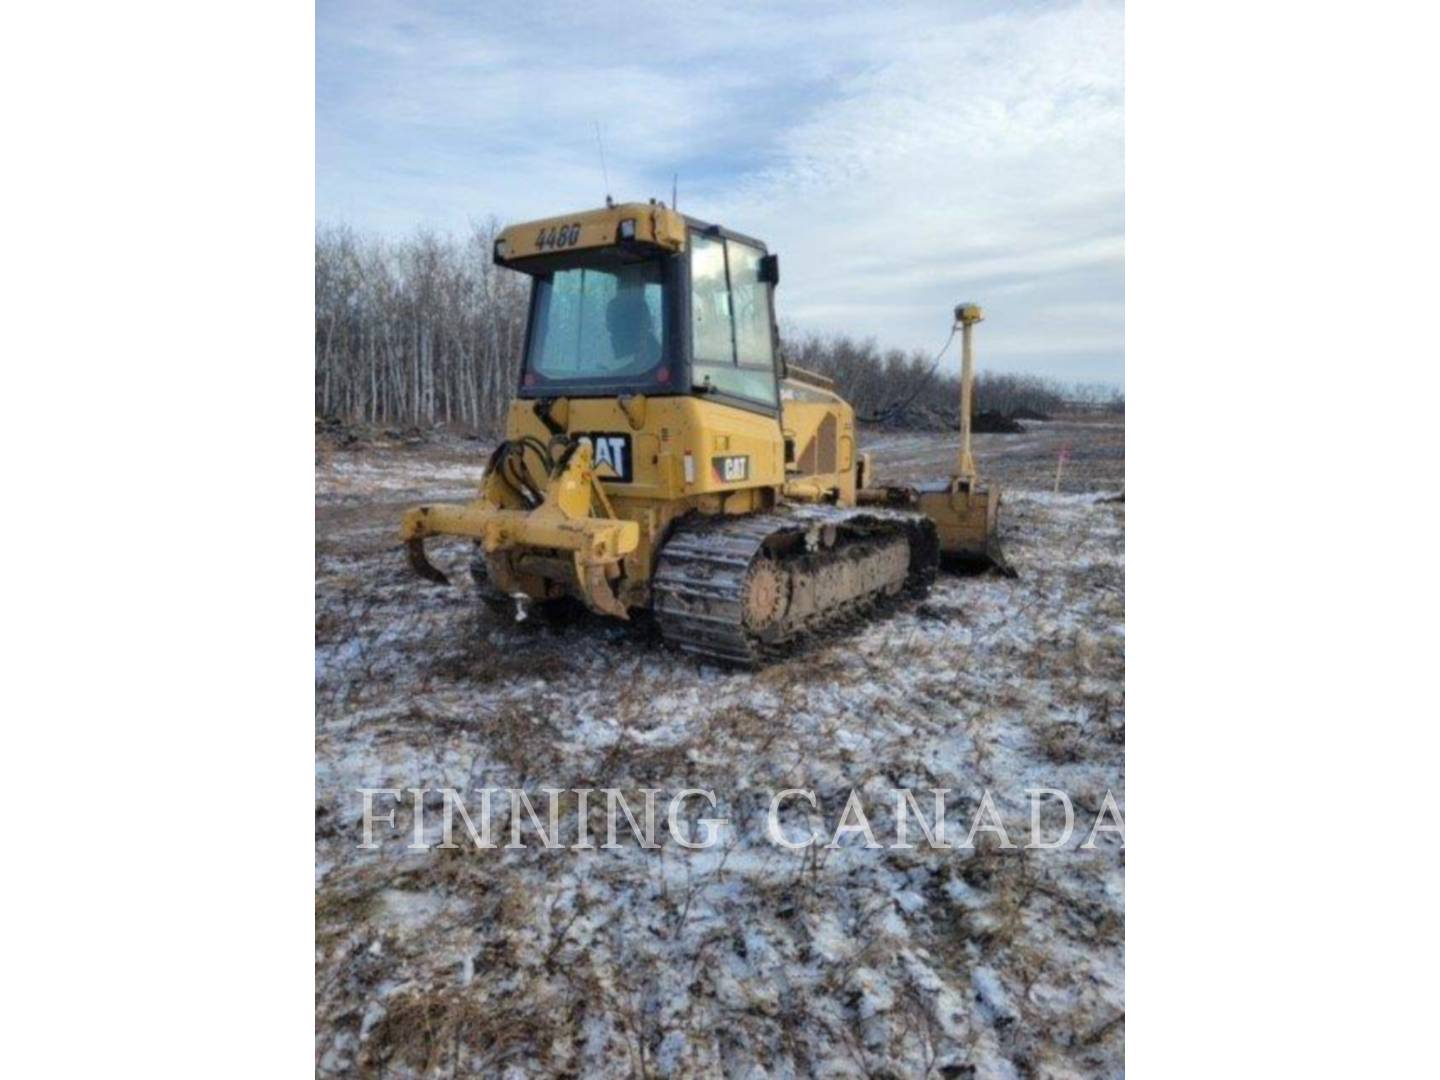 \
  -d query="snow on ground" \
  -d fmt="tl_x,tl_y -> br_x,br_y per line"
316,423 -> 1125,1077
